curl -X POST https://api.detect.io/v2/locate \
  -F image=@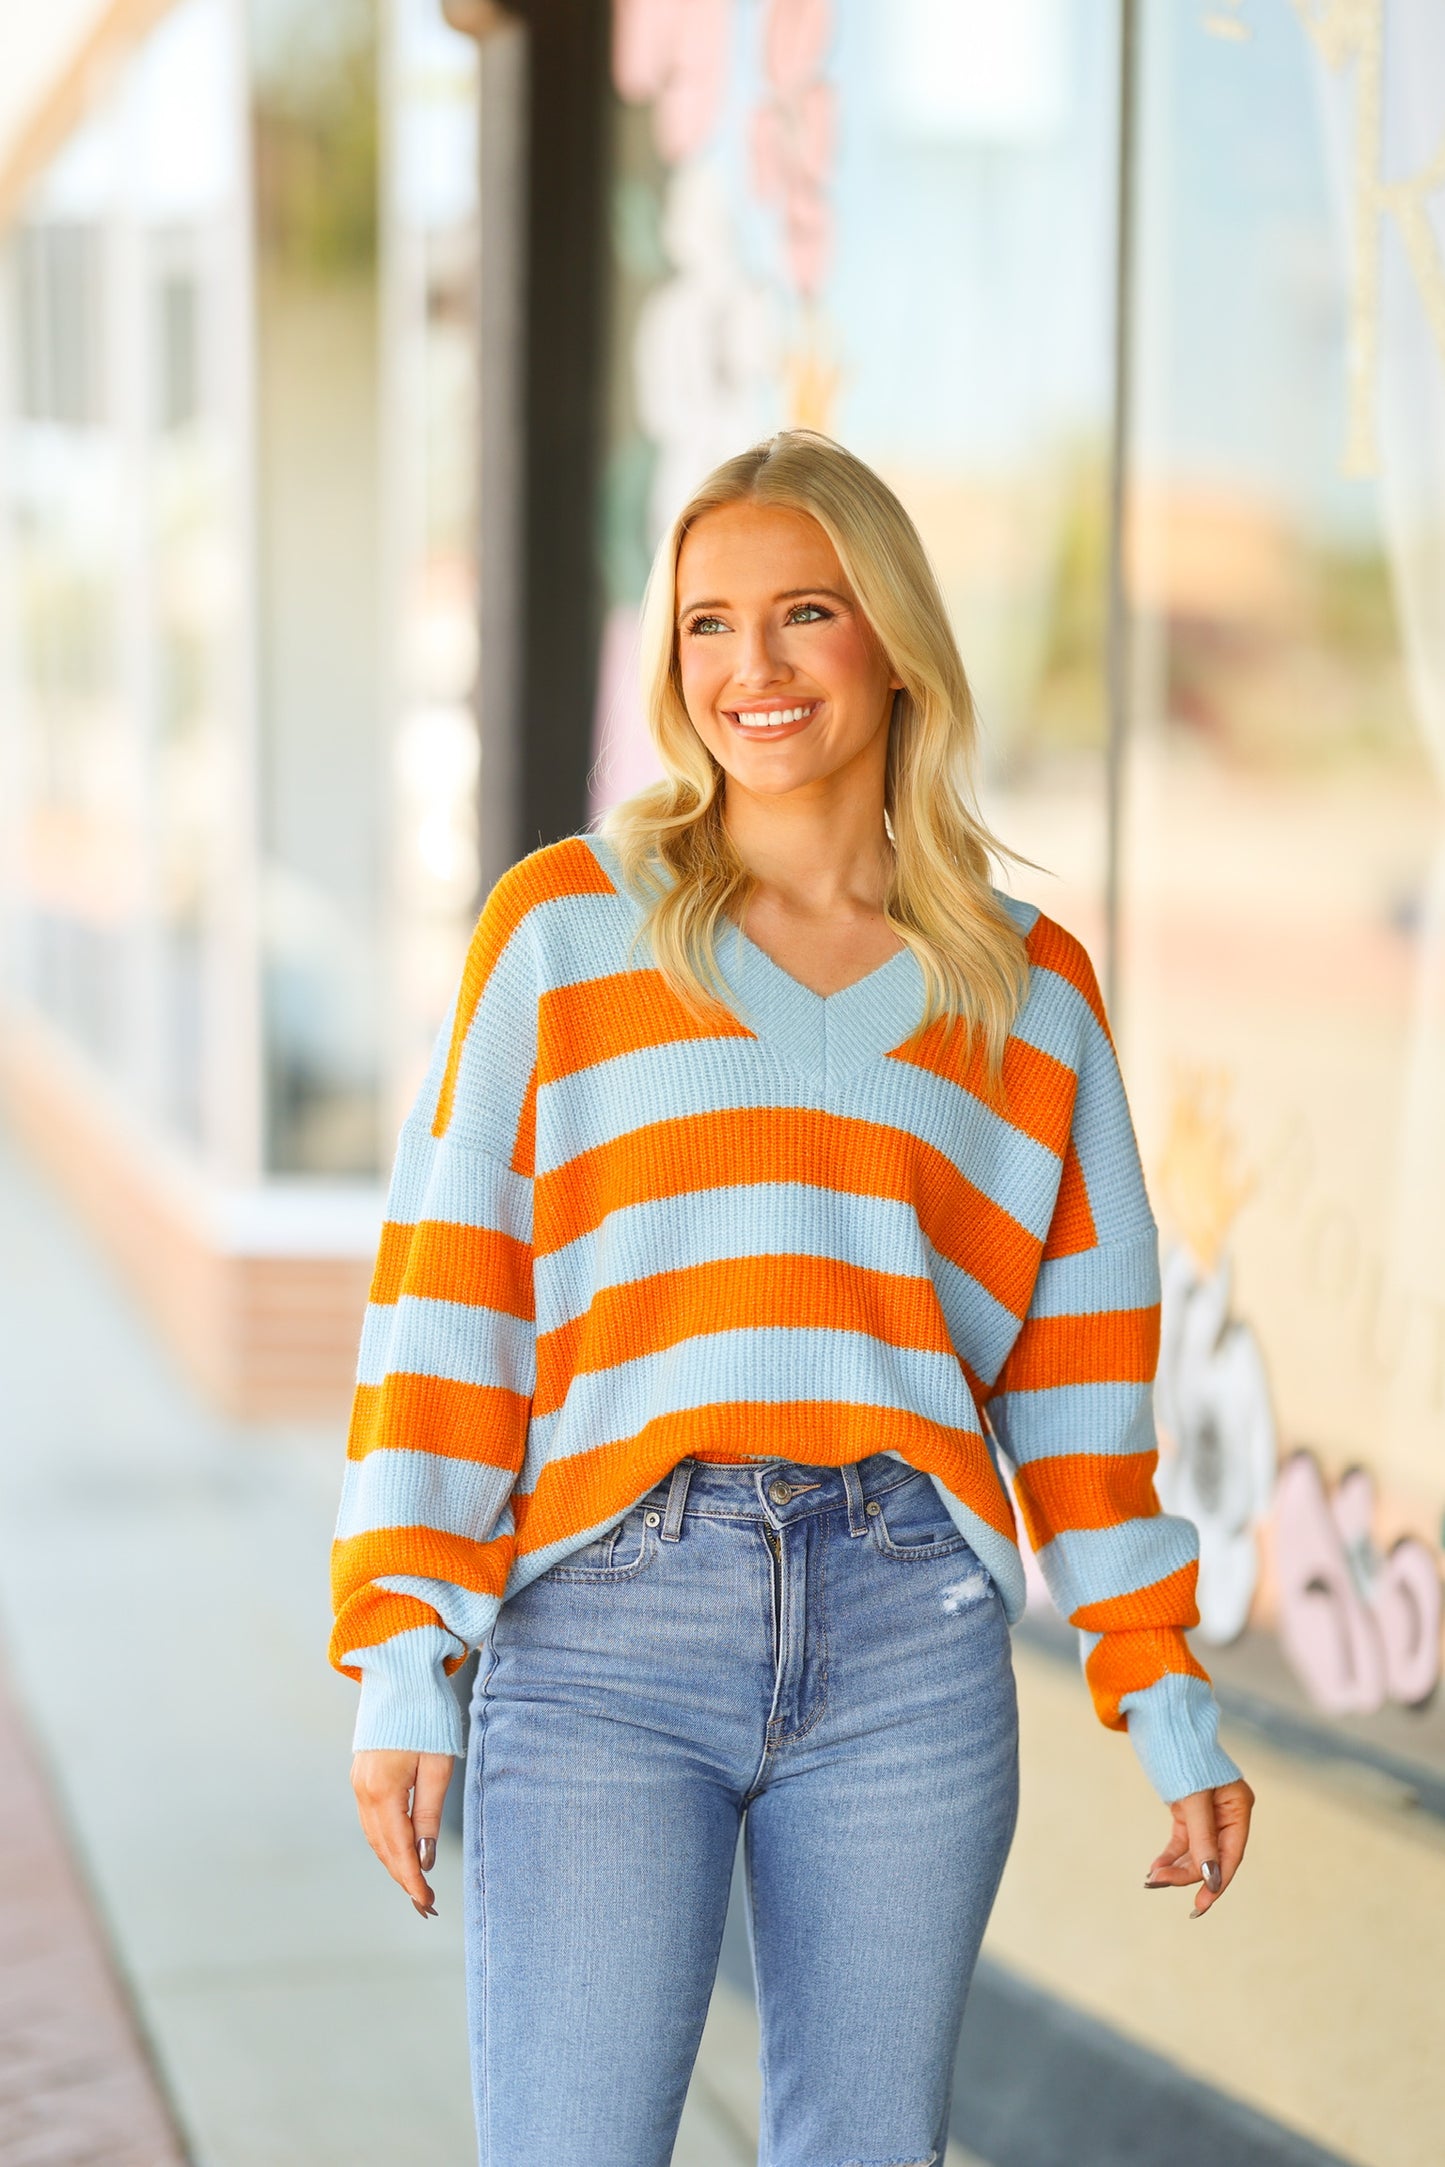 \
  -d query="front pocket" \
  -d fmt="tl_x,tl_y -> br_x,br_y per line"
542,1505 -> 657,1582
868,1473 -> 975,1562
